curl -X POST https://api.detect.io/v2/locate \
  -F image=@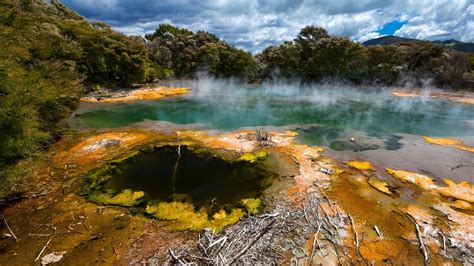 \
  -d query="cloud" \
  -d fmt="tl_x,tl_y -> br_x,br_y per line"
61,0 -> 473,53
